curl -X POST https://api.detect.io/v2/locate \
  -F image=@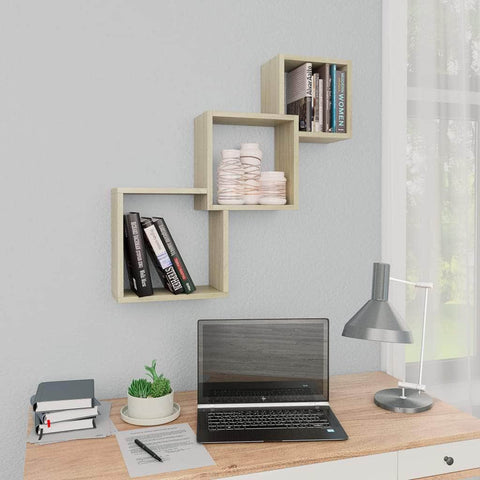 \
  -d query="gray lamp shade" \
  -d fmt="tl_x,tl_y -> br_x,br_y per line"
342,263 -> 413,344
